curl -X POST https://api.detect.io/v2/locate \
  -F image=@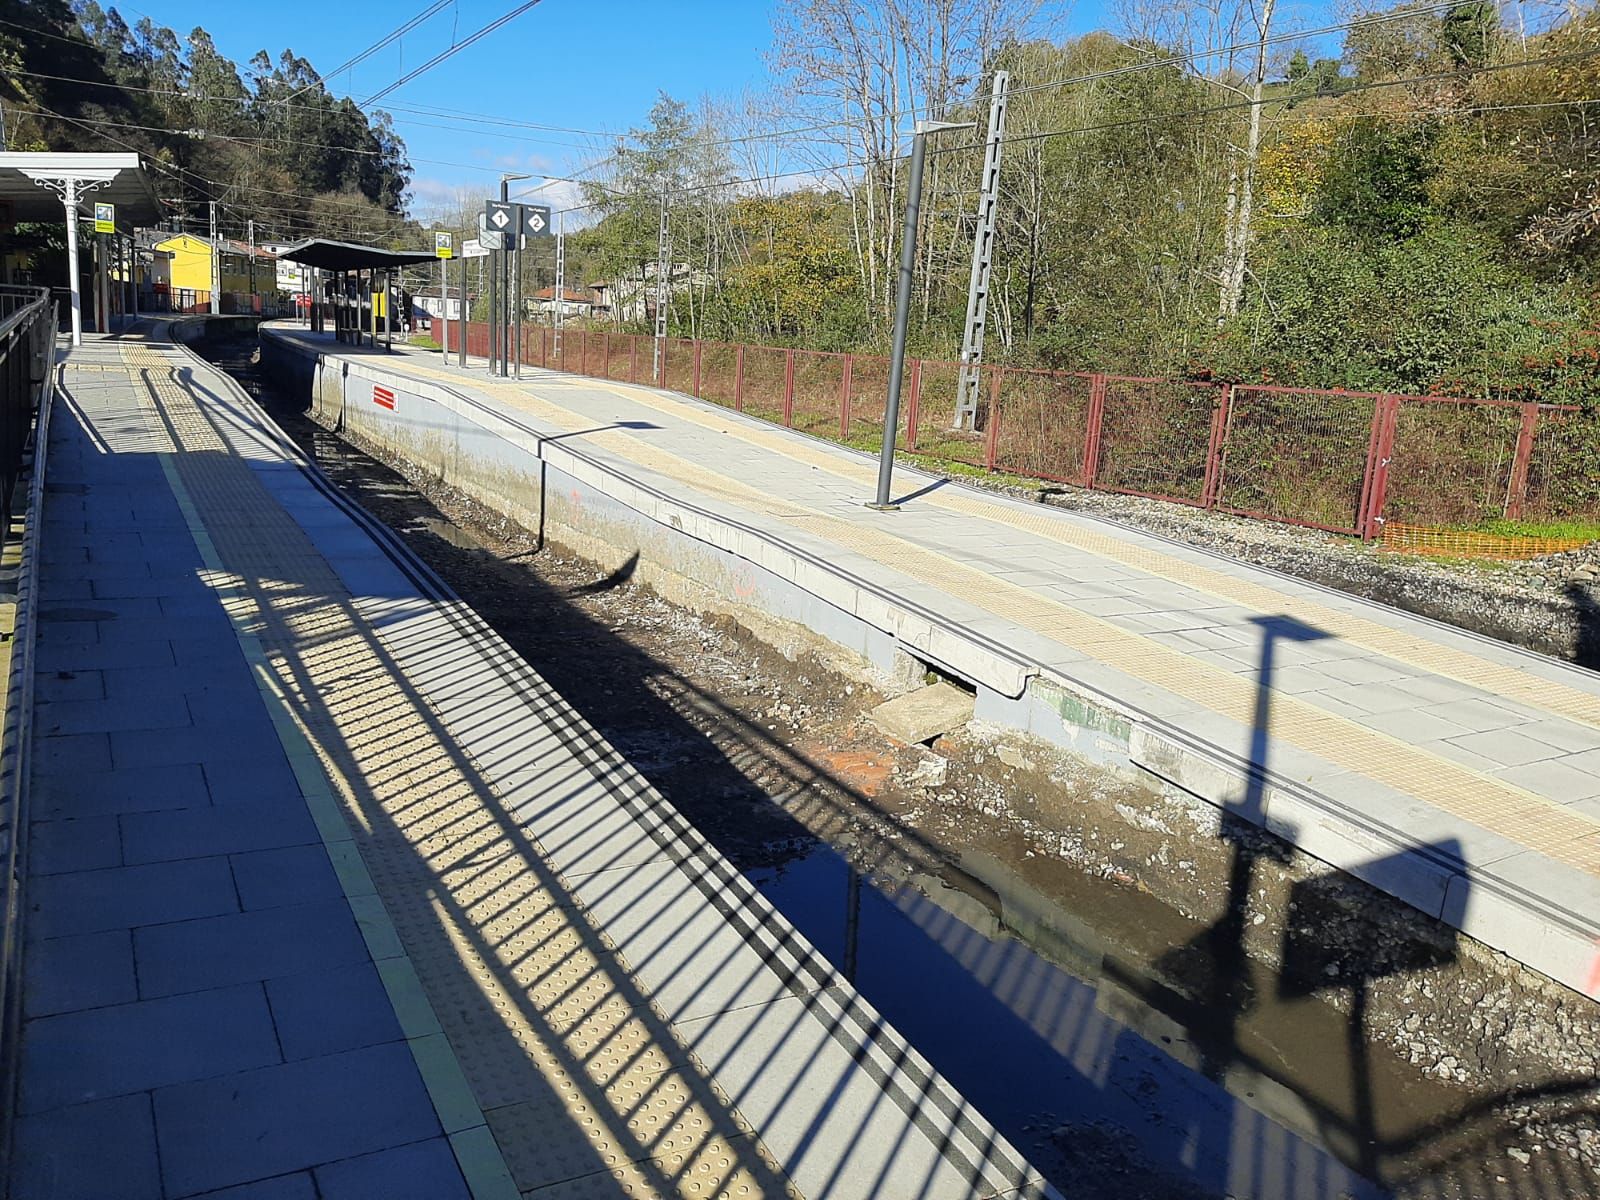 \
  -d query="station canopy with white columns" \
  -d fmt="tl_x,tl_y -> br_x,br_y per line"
0,152 -> 162,344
